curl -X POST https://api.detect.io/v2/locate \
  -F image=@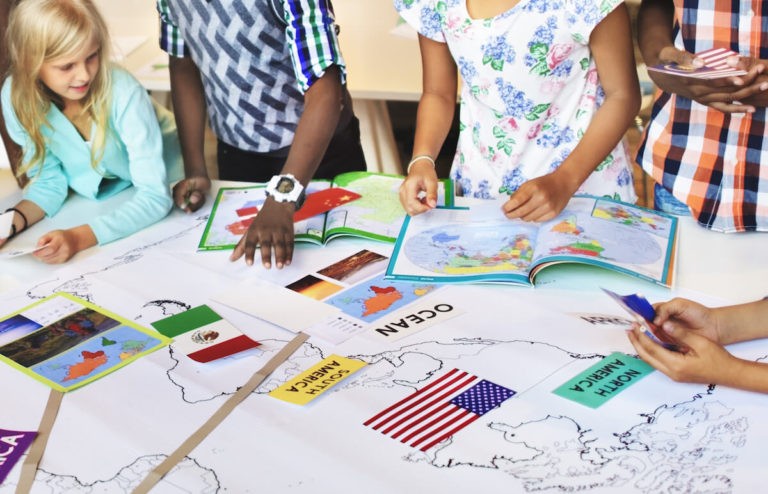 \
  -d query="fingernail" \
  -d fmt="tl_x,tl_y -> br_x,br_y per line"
760,83 -> 768,91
